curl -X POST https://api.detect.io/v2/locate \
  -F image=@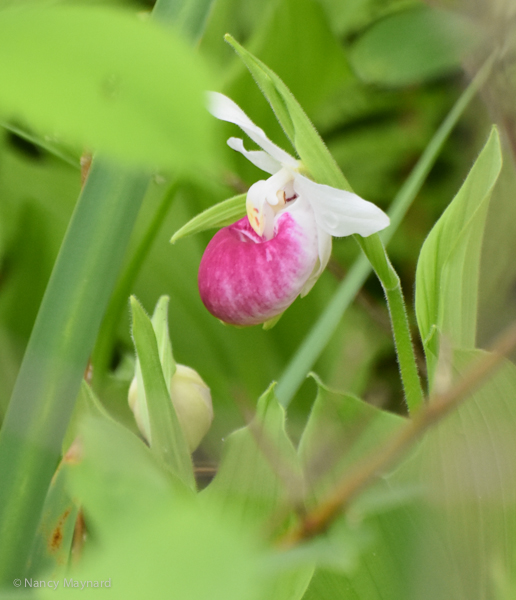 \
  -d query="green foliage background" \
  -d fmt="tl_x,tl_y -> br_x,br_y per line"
1,0 -> 516,598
